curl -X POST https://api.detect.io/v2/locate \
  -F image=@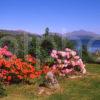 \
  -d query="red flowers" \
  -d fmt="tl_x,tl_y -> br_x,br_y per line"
7,76 -> 12,81
42,66 -> 49,74
30,74 -> 36,79
0,46 -> 48,84
25,55 -> 36,64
